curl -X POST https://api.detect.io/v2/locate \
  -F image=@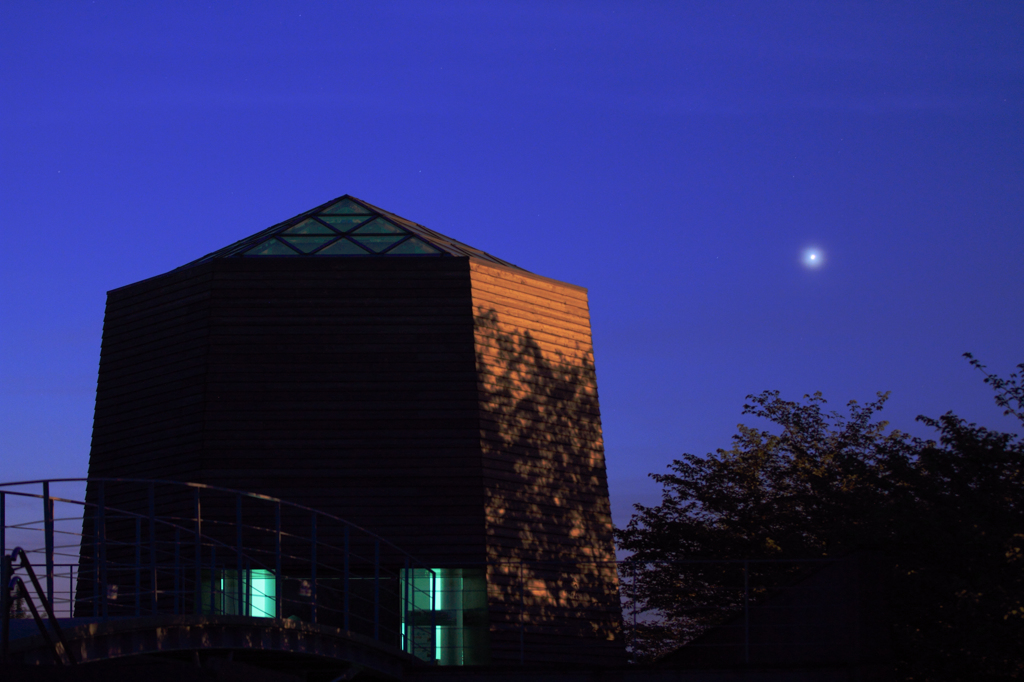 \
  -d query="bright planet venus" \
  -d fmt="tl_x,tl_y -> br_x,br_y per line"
802,247 -> 824,268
